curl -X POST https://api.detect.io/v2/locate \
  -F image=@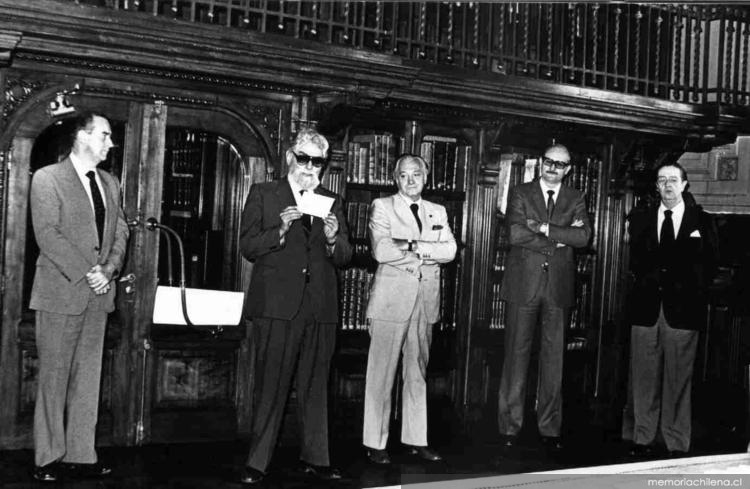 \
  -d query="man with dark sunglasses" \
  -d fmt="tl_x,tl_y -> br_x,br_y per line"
496,144 -> 591,454
238,128 -> 352,485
